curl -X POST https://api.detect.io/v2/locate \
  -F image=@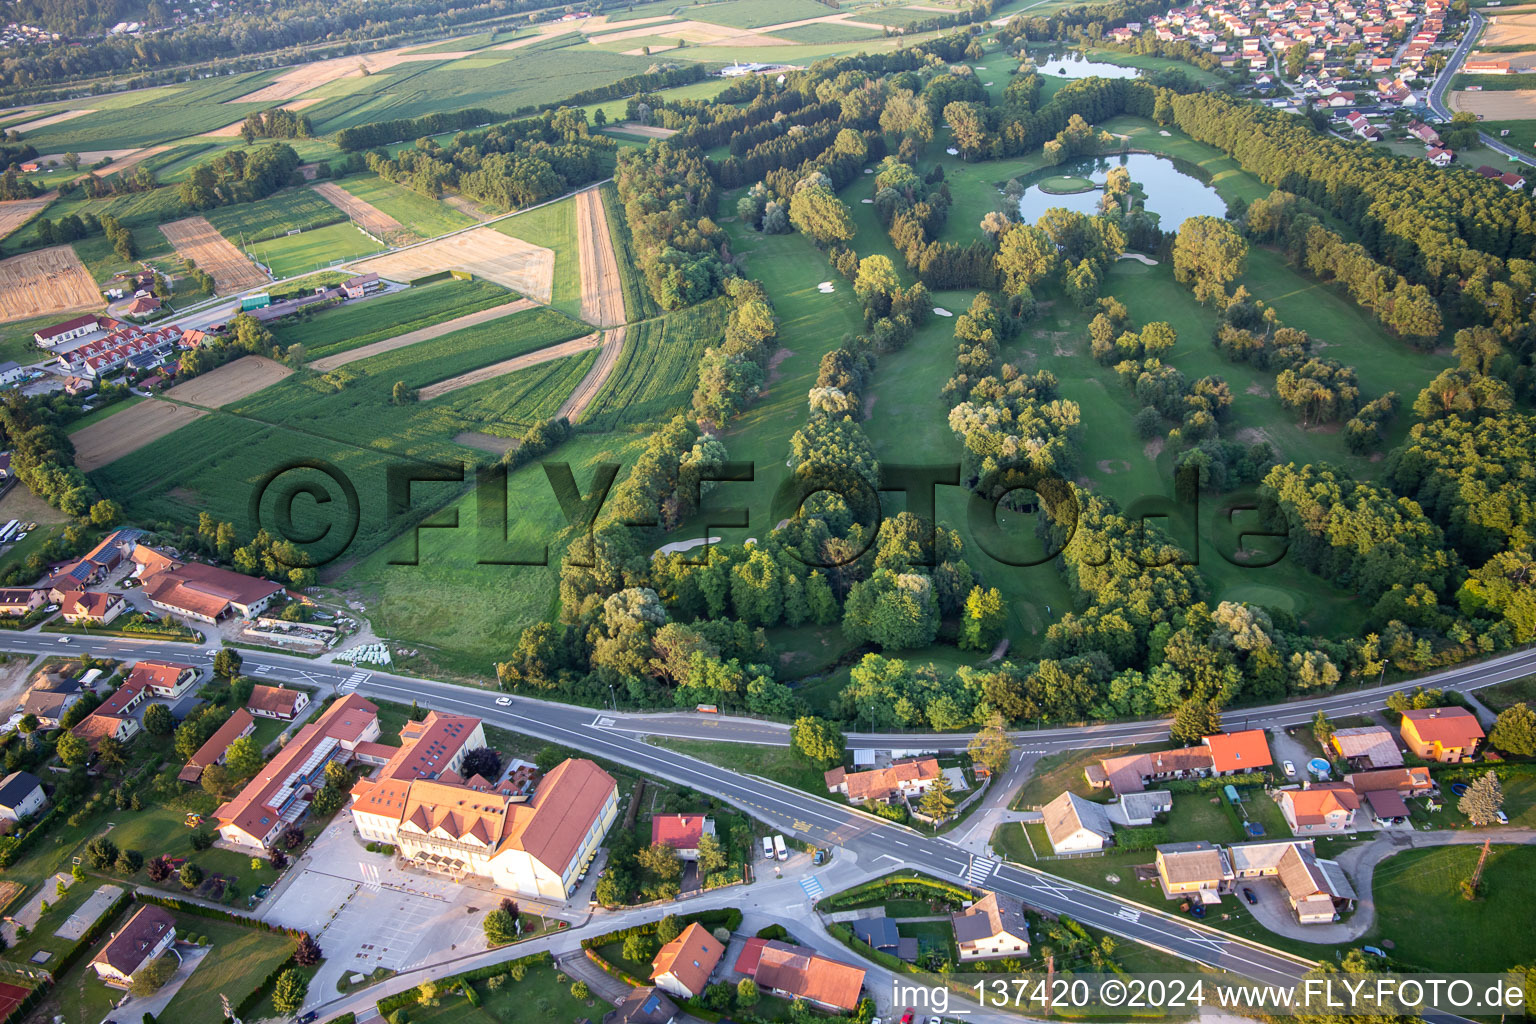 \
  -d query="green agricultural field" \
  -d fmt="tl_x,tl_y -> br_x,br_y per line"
9,186 -> 187,253
580,298 -> 729,429
1364,845 -> 1536,971
606,0 -> 689,20
205,187 -> 347,245
496,195 -> 582,320
91,308 -> 589,563
665,0 -> 839,27
247,221 -> 384,279
578,76 -> 737,125
305,46 -> 659,134
599,181 -> 658,320
272,278 -> 515,360
338,431 -> 650,680
773,21 -> 889,42
1471,119 -> 1536,157
328,173 -> 477,239
15,71 -> 288,152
